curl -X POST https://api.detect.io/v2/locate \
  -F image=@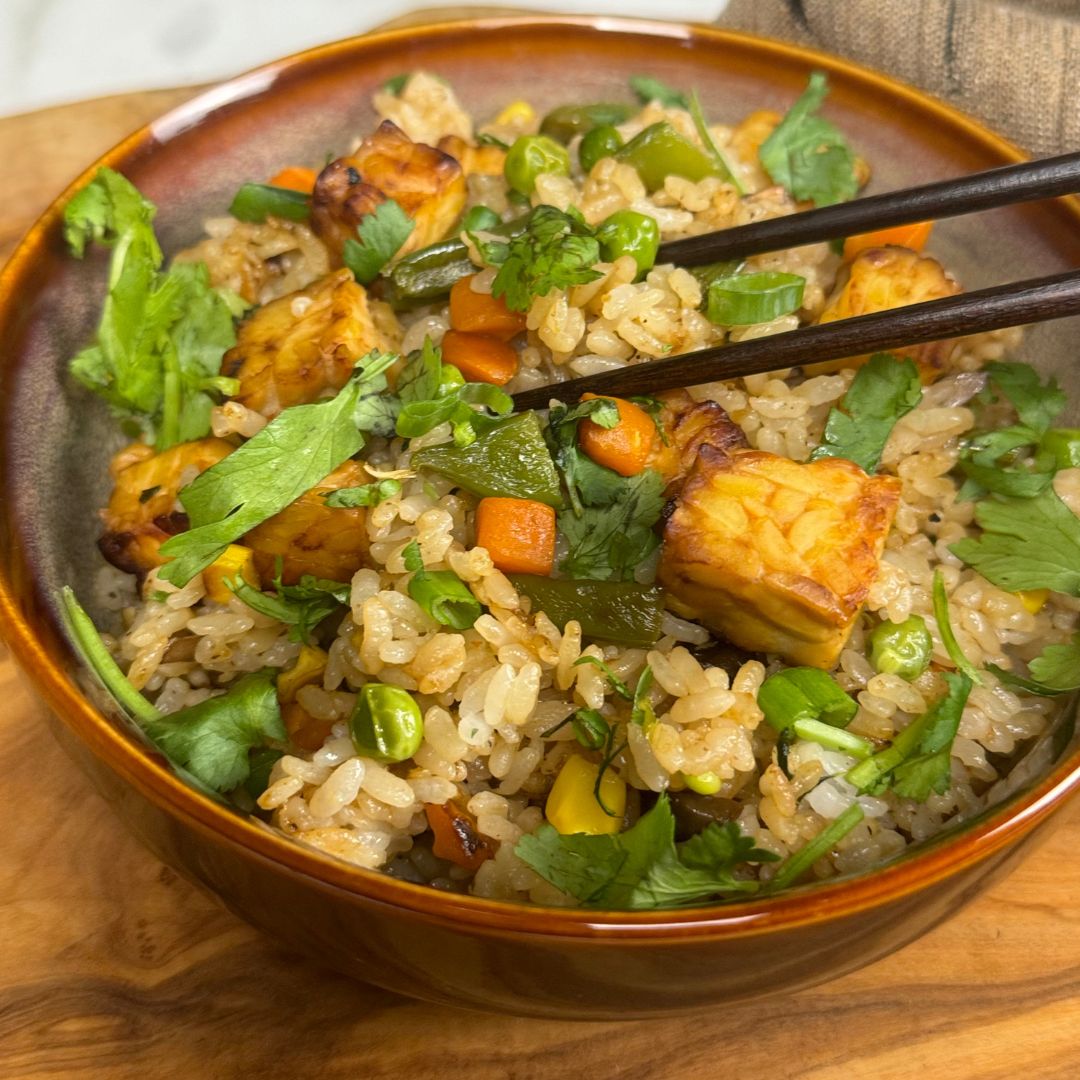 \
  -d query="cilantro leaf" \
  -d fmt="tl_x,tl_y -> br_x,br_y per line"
228,572 -> 350,644
397,336 -> 443,405
546,397 -> 622,514
474,205 -> 602,312
983,361 -> 1065,433
64,168 -> 239,450
158,353 -> 396,586
950,489 -> 1080,594
515,794 -> 776,910
144,670 -> 285,793
891,672 -> 972,800
759,71 -> 859,207
955,364 -> 1065,500
629,75 -> 689,109
809,352 -> 921,472
990,633 -> 1080,696
343,199 -> 415,284
323,479 -> 402,508
572,655 -> 633,700
559,469 -> 665,581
